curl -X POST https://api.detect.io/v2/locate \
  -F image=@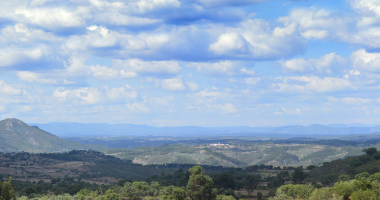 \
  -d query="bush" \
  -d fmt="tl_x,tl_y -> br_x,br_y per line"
350,189 -> 376,200
355,172 -> 369,179
308,187 -> 334,200
373,152 -> 380,160
257,191 -> 263,200
276,184 -> 314,199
